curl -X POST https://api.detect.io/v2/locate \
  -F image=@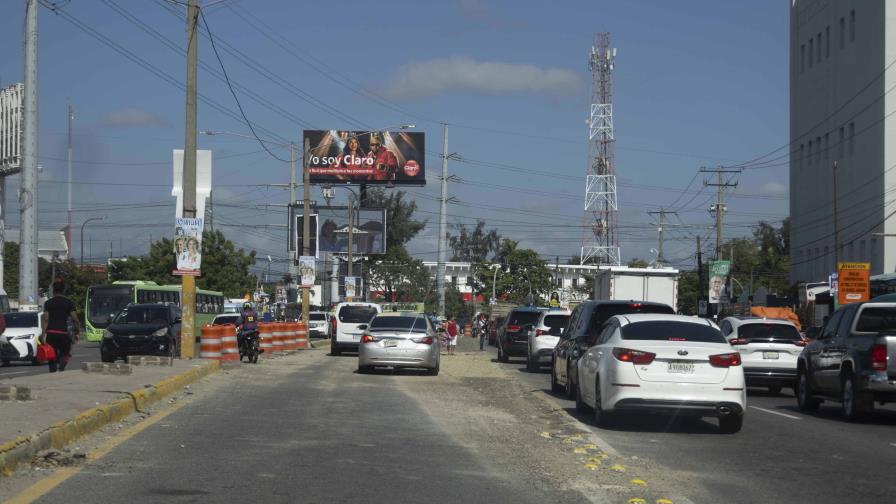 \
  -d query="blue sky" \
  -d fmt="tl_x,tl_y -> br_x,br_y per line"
0,0 -> 789,277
